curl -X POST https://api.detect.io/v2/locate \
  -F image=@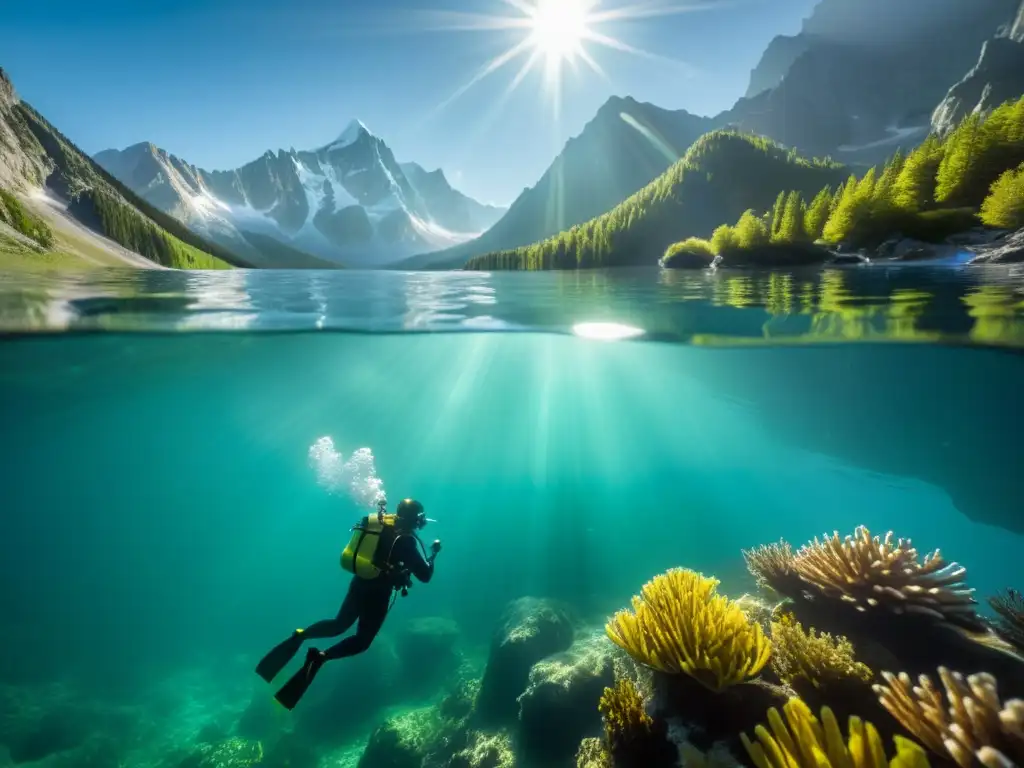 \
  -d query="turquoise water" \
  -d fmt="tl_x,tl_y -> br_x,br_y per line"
1,265 -> 1024,767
